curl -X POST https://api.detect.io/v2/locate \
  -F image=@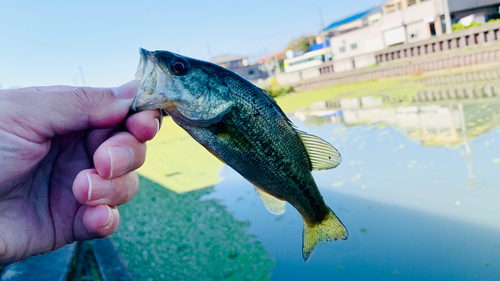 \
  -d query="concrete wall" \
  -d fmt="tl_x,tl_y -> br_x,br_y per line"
301,67 -> 321,80
329,25 -> 384,61
384,26 -> 407,45
275,71 -> 301,85
375,20 -> 500,63
381,9 -> 403,27
407,21 -> 432,43
354,53 -> 378,68
402,0 -> 436,24
334,59 -> 354,72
